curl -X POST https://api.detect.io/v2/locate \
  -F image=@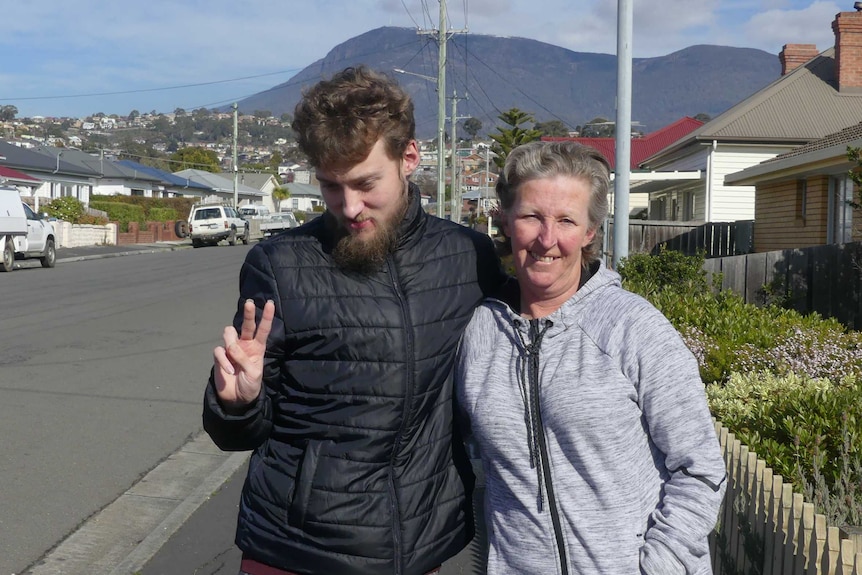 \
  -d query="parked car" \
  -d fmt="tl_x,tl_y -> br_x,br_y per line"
238,204 -> 271,219
187,203 -> 249,248
0,187 -> 56,272
258,211 -> 300,237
